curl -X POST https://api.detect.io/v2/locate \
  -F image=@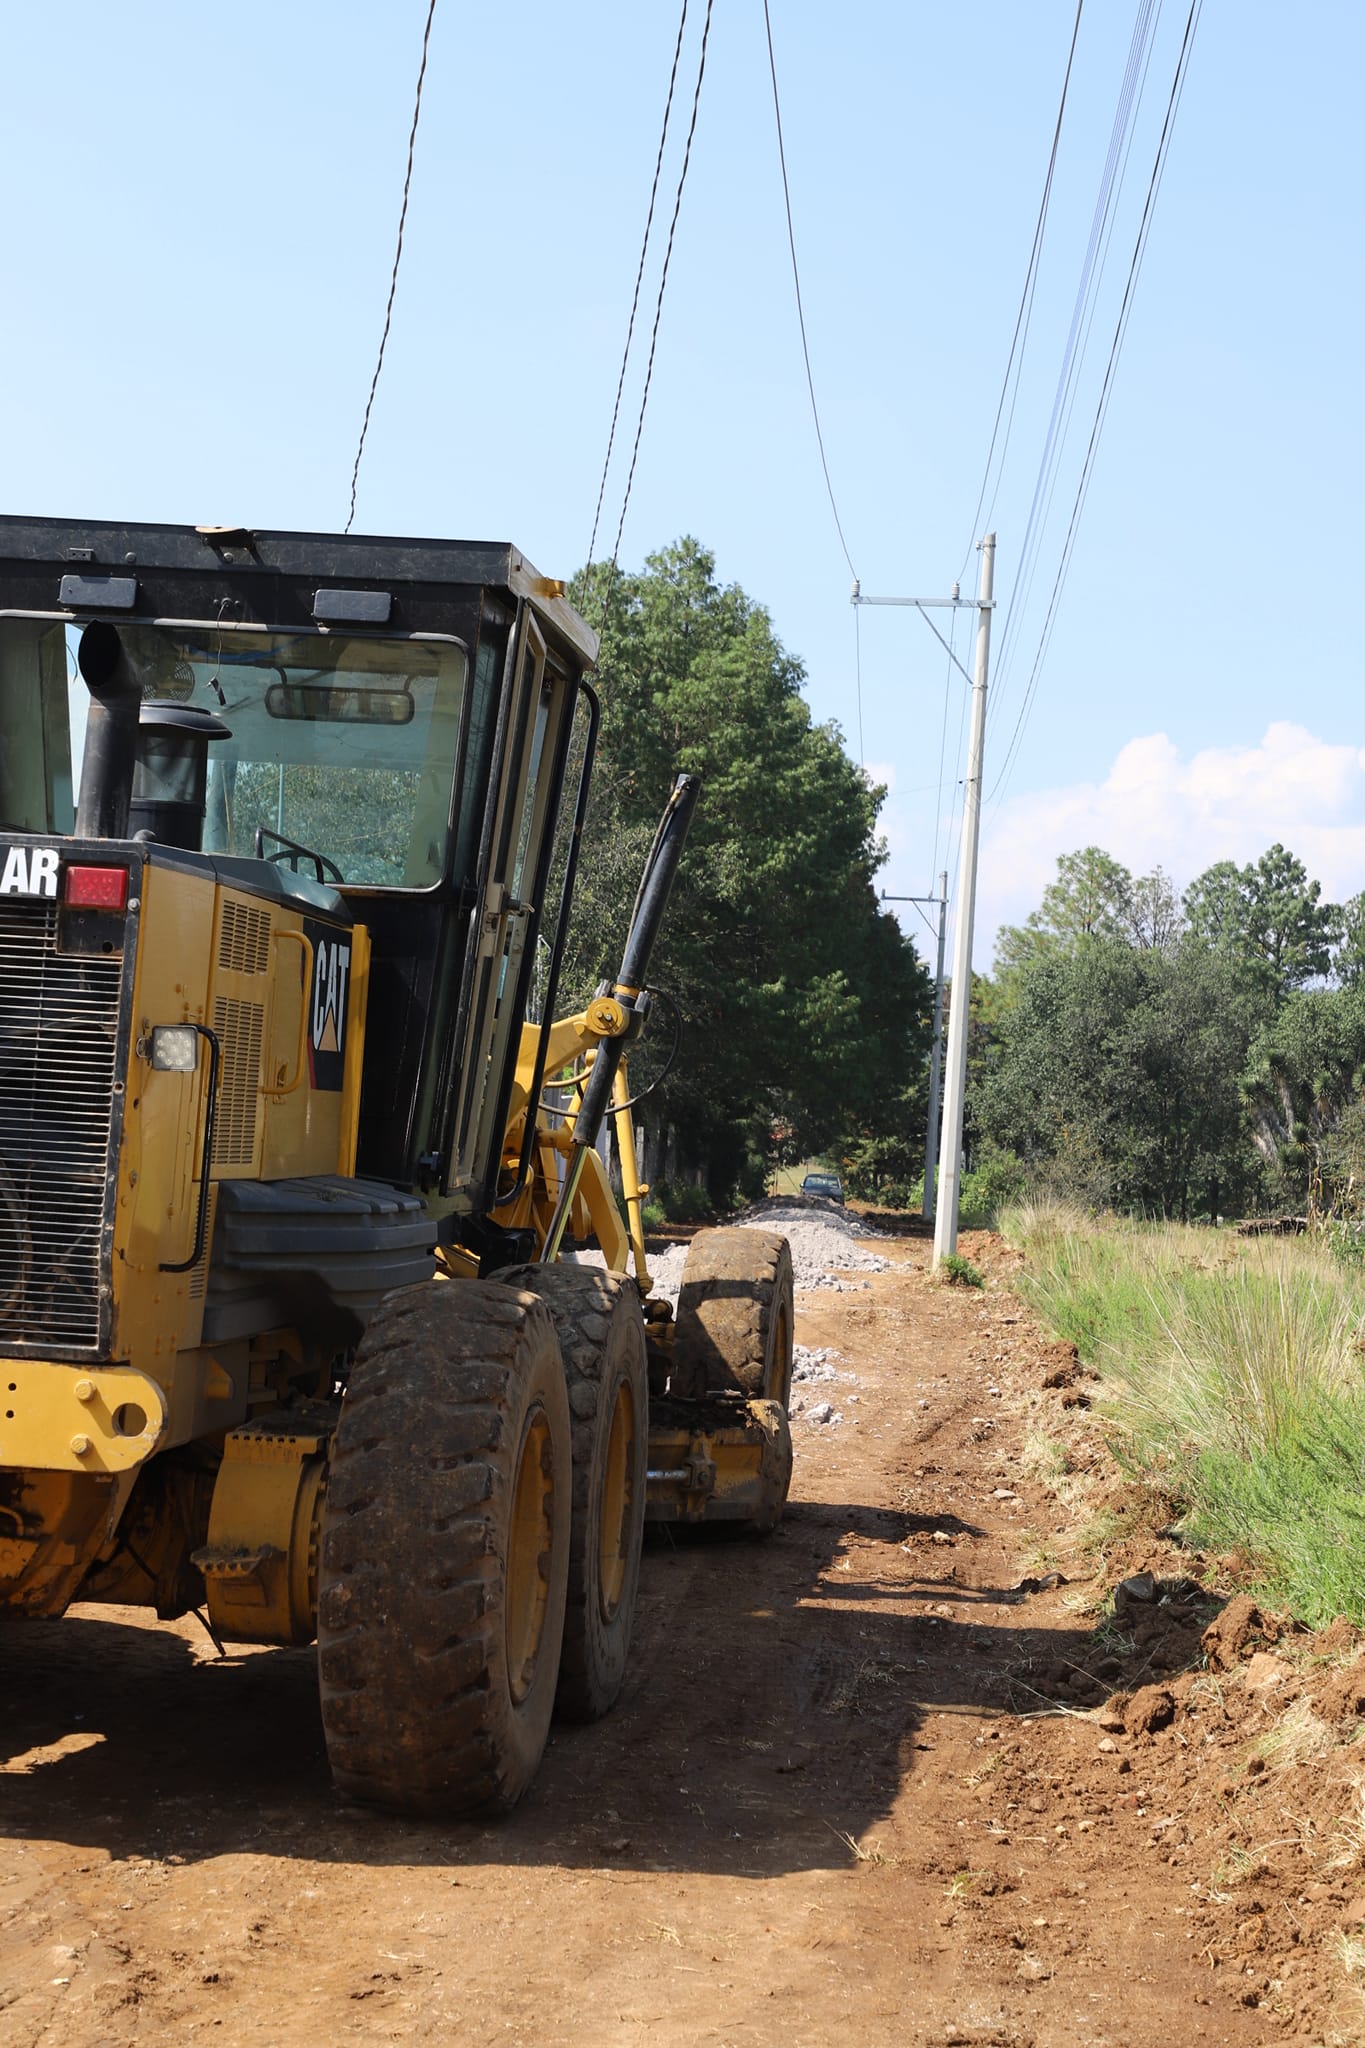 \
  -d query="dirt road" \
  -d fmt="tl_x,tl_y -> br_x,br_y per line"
0,1232 -> 1329,2045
